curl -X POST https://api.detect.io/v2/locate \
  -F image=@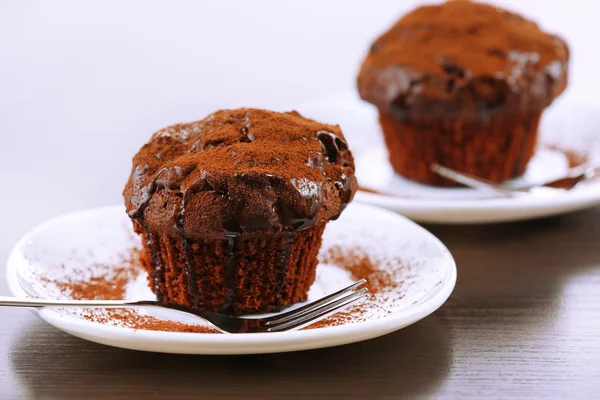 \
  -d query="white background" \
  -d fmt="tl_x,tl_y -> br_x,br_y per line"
0,0 -> 598,273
